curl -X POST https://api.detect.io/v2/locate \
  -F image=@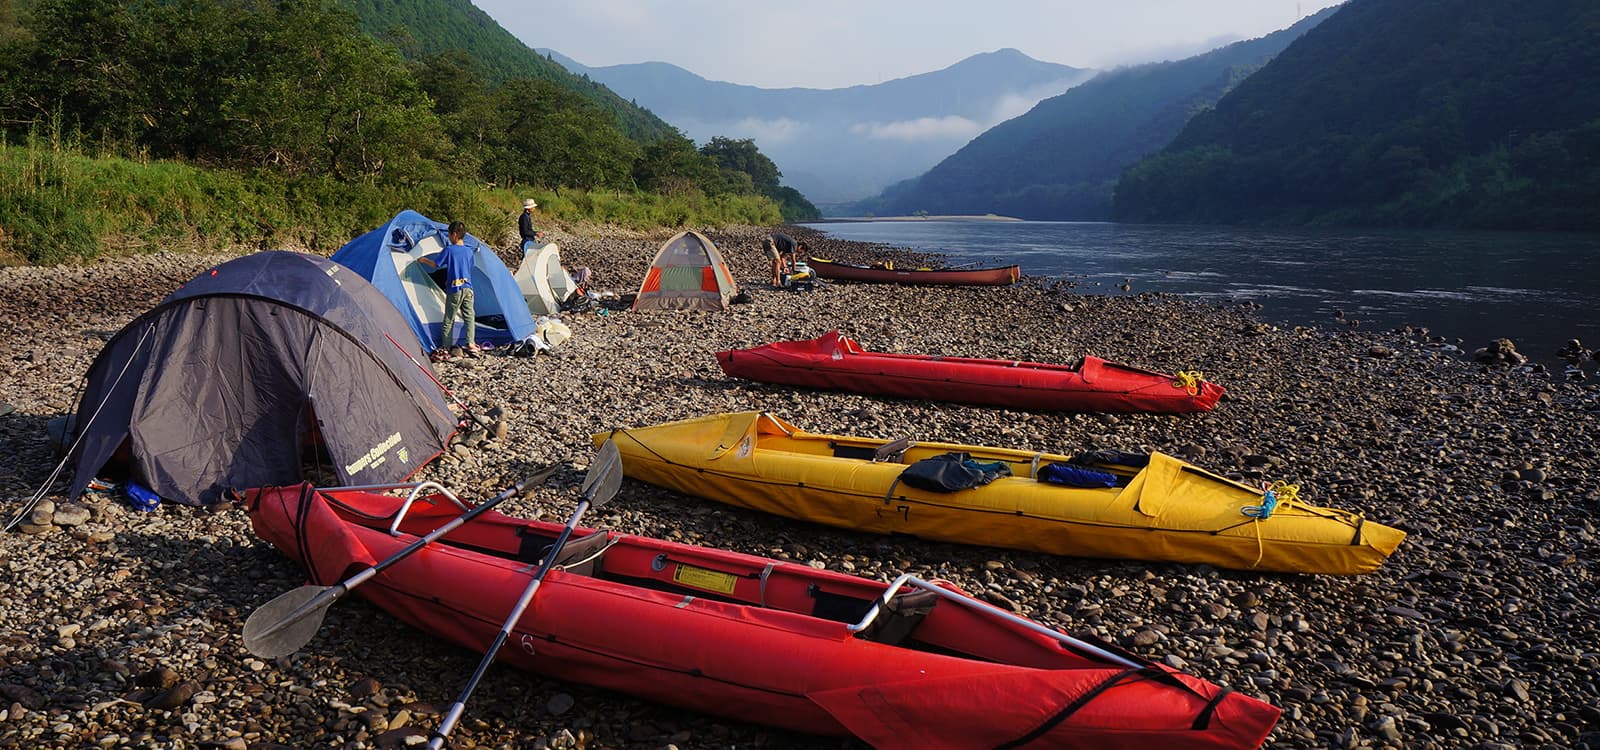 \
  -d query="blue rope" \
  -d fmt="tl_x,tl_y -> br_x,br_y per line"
1241,488 -> 1280,520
